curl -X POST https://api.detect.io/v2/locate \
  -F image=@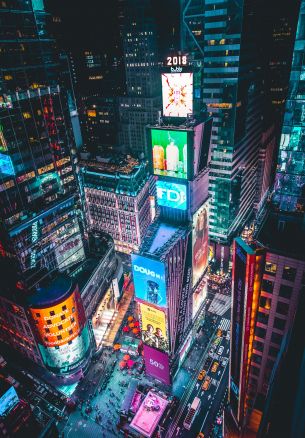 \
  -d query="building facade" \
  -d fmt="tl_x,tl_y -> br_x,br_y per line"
181,0 -> 267,250
118,0 -> 161,155
79,157 -> 152,254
